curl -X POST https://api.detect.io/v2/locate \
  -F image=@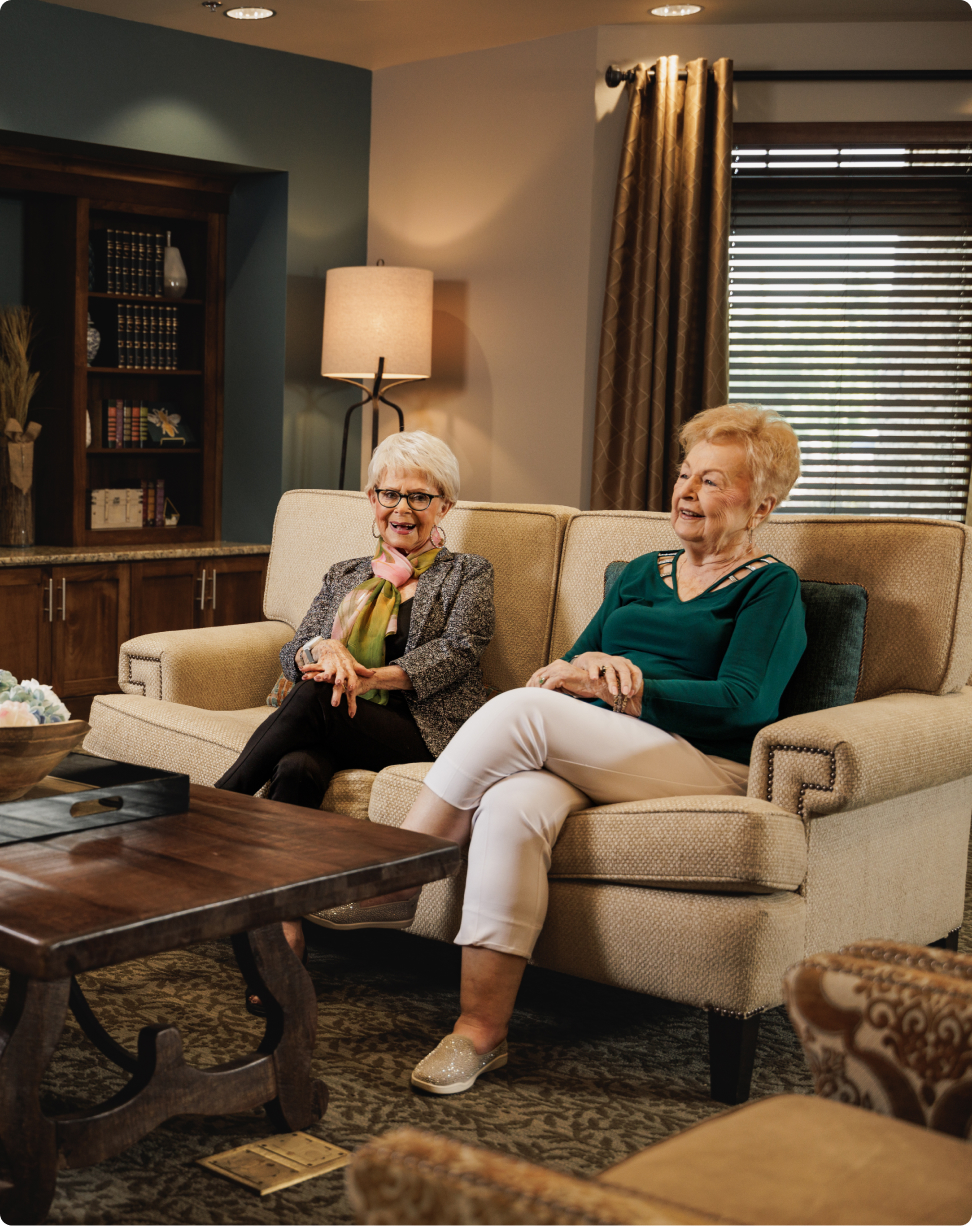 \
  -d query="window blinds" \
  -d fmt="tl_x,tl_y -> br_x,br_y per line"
728,147 -> 972,519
